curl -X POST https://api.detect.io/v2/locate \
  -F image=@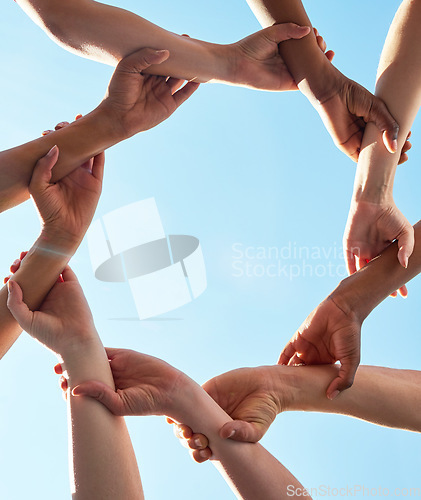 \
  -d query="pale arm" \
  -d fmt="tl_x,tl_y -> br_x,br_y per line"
16,0 -> 313,90
344,0 -> 421,272
64,340 -> 143,500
